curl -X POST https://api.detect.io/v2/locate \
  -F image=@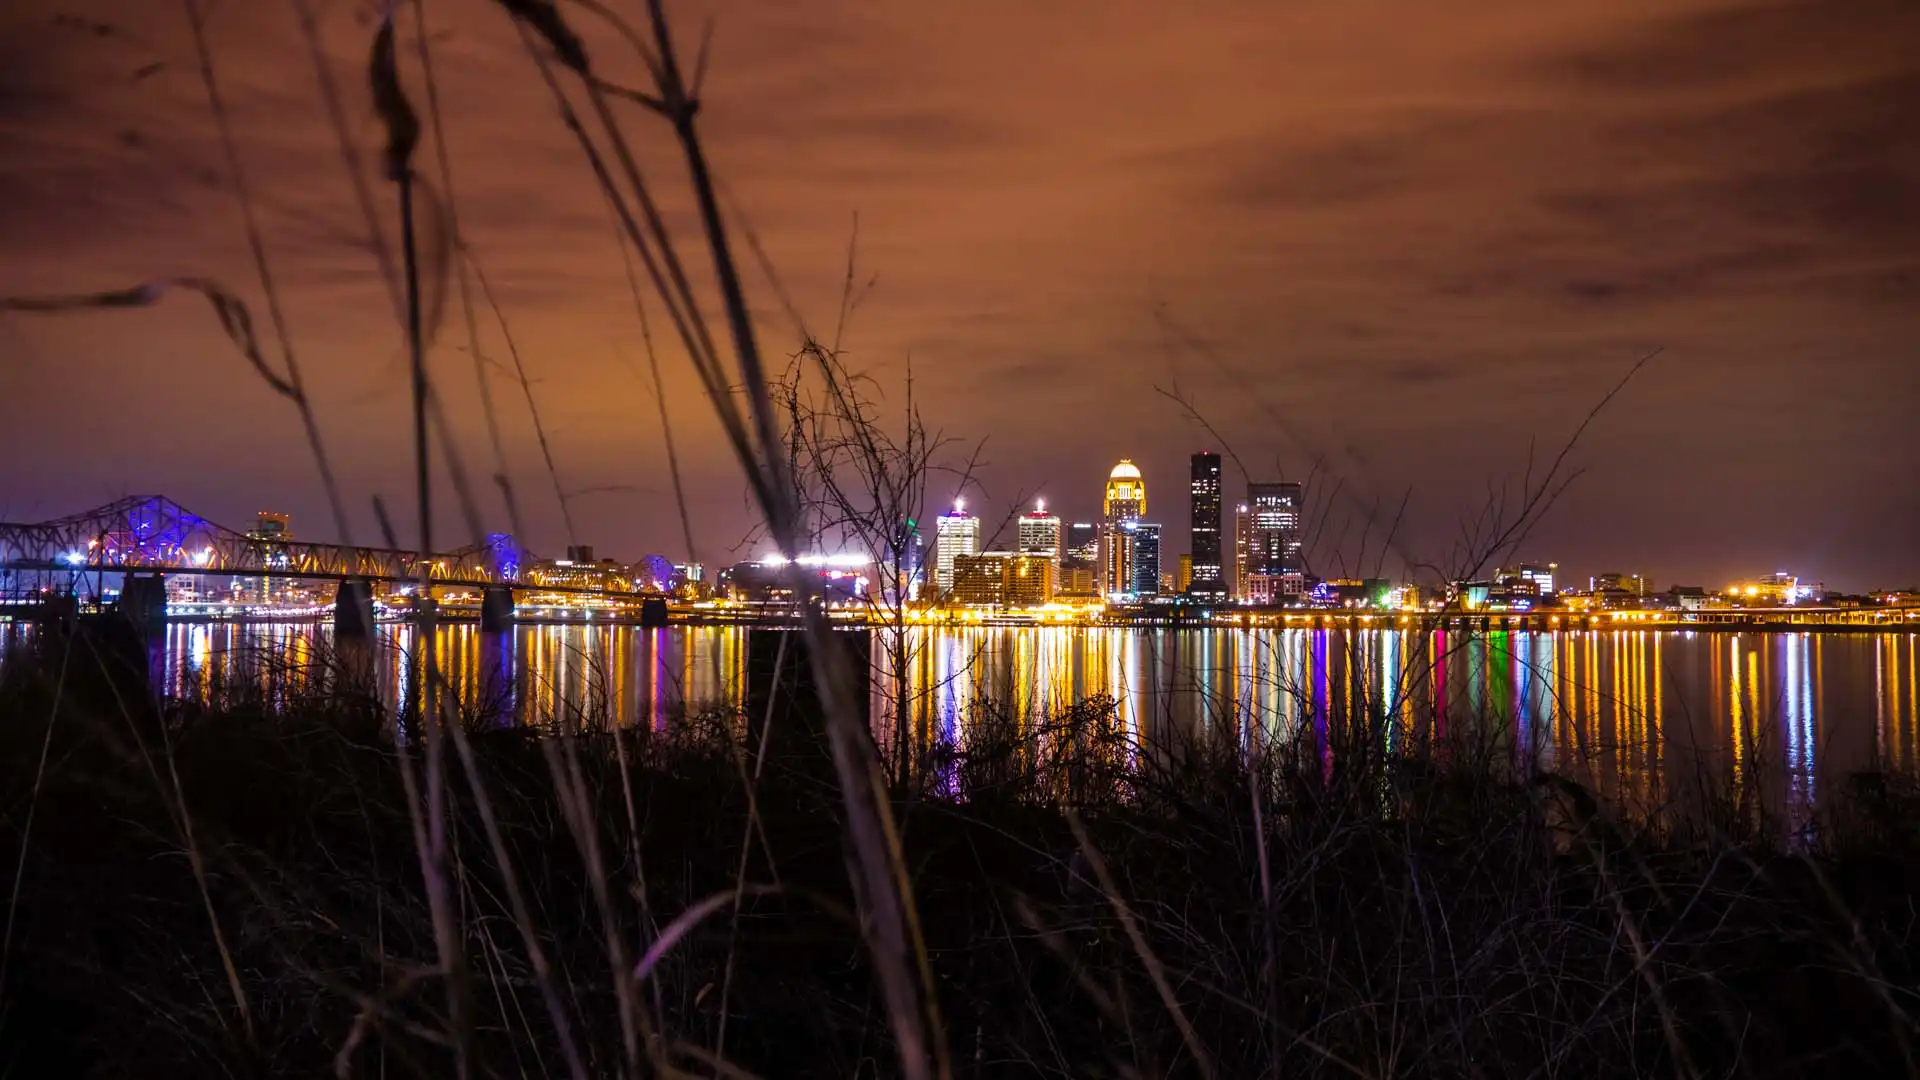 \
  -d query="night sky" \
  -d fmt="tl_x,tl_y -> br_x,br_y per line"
1,0 -> 1915,589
